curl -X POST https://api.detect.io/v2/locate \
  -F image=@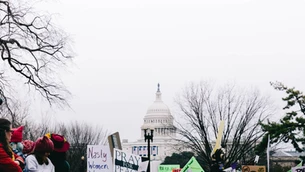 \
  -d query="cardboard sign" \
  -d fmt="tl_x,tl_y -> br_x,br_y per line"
292,165 -> 305,172
138,161 -> 149,172
241,165 -> 266,172
87,145 -> 112,172
113,148 -> 142,172
158,165 -> 180,172
172,169 -> 181,172
108,132 -> 122,157
181,157 -> 205,172
288,161 -> 303,172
